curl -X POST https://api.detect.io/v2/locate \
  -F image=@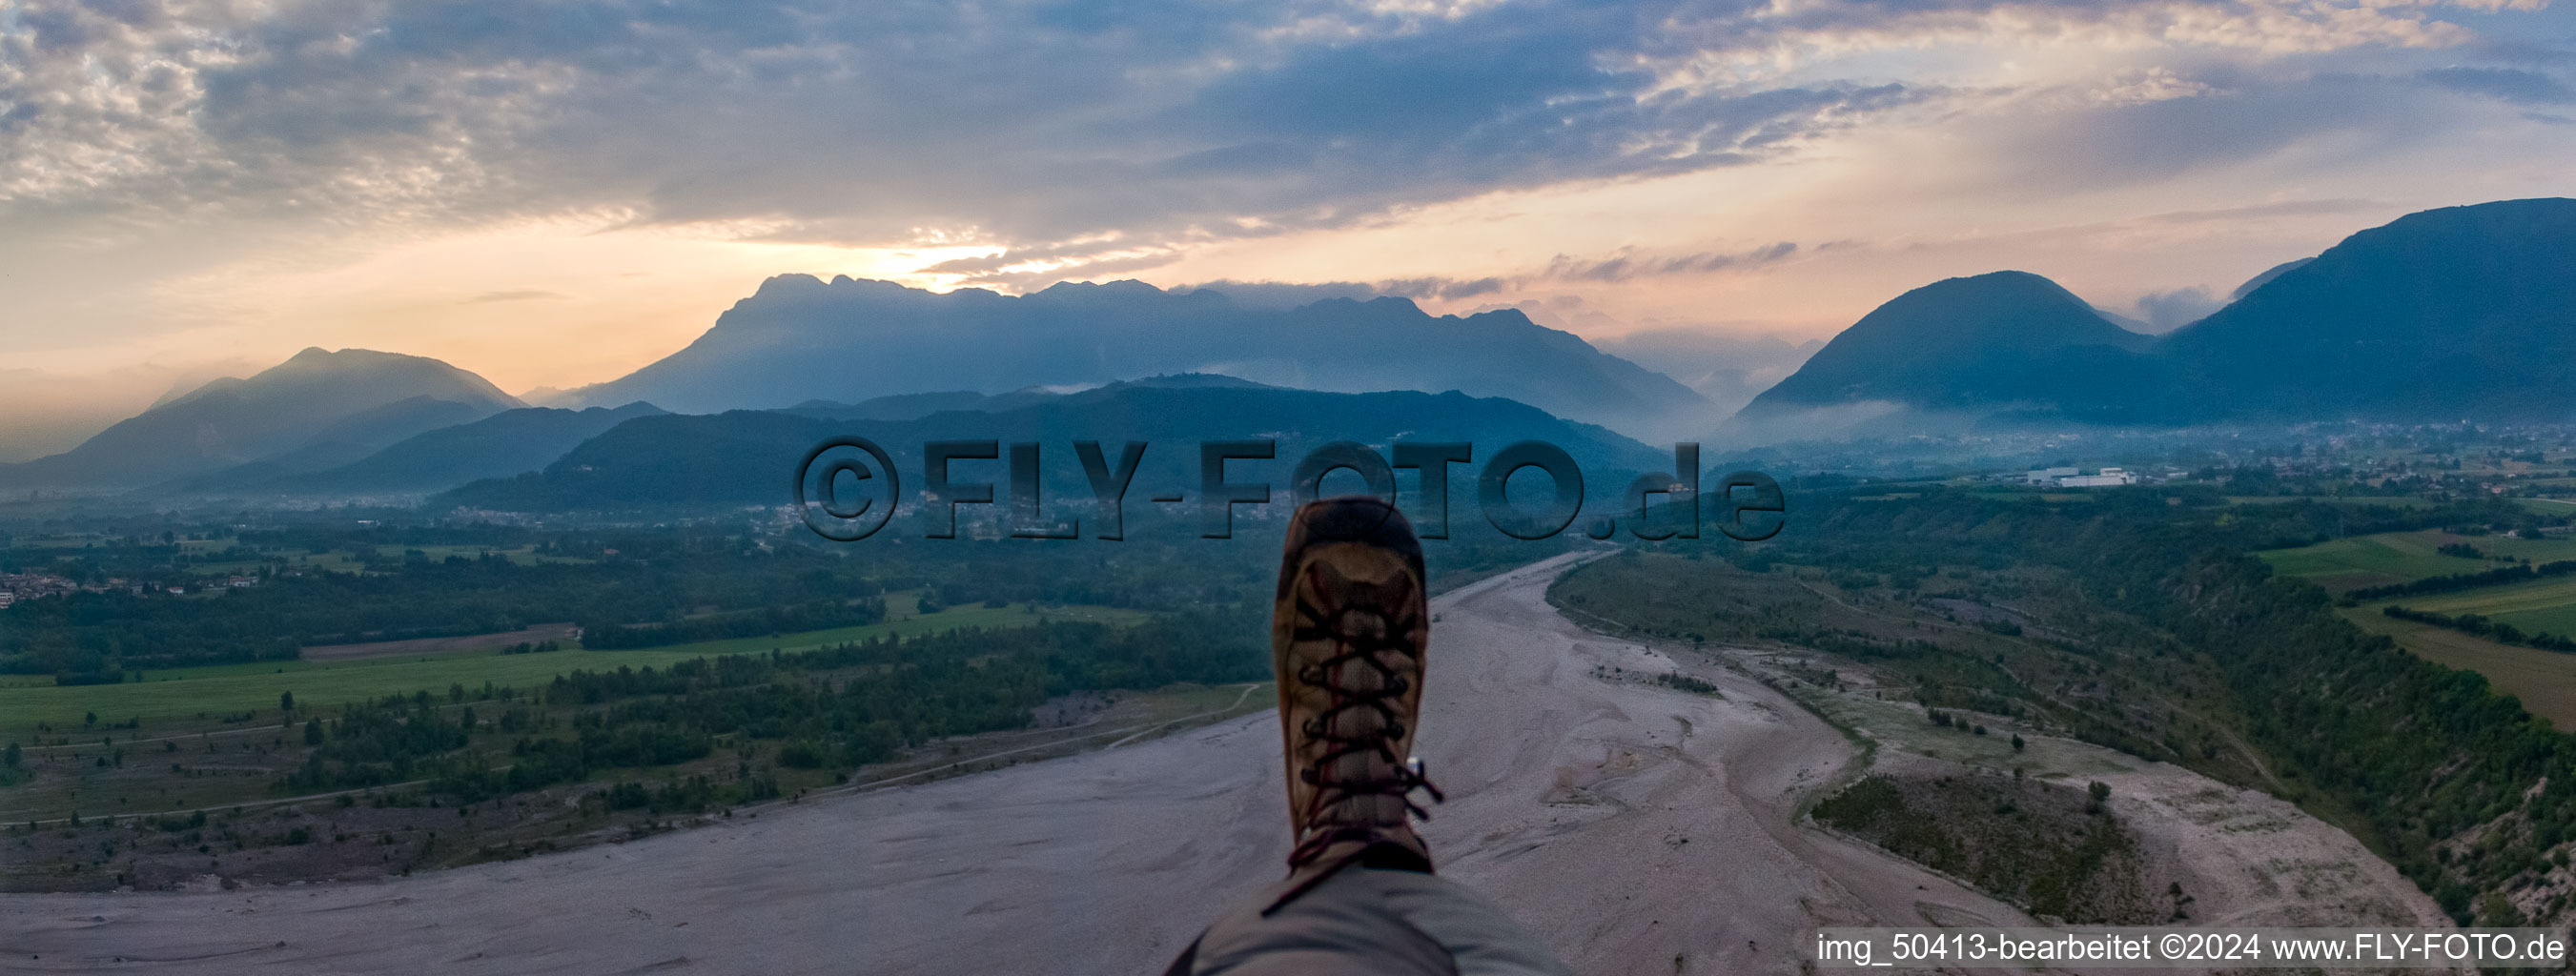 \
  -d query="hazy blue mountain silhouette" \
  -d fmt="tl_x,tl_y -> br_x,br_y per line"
562,277 -> 1706,435
1736,198 -> 2576,424
784,391 -> 990,422
259,401 -> 669,497
1,348 -> 524,489
443,383 -> 1669,517
2229,257 -> 2314,300
1738,271 -> 2160,418
159,396 -> 502,494
782,375 -> 1282,422
2158,198 -> 2576,421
